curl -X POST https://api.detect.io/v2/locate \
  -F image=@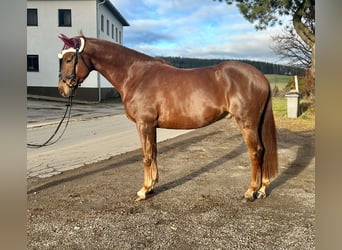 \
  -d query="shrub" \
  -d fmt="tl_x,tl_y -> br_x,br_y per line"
285,70 -> 315,98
